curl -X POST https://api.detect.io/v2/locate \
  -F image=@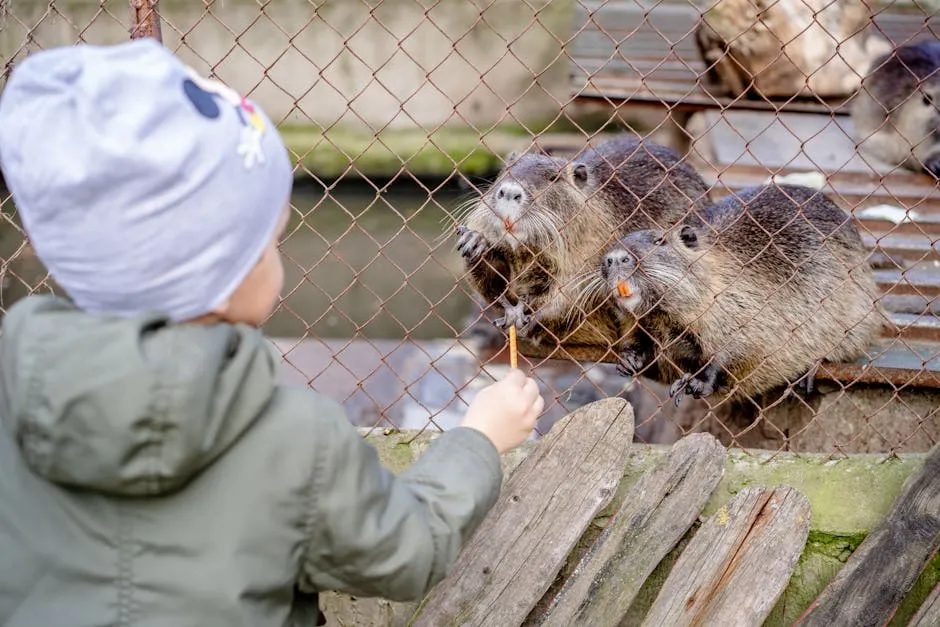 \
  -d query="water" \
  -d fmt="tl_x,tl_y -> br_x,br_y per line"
0,178 -> 480,340
271,179 -> 478,339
